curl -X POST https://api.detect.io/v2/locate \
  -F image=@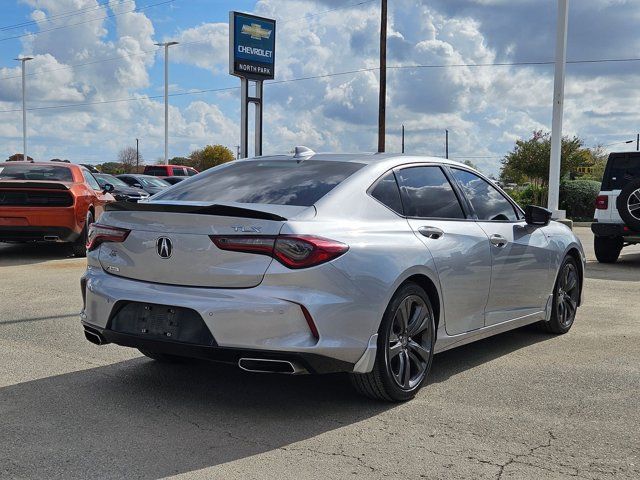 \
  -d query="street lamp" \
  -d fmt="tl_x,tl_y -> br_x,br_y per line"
14,56 -> 34,162
155,41 -> 179,165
